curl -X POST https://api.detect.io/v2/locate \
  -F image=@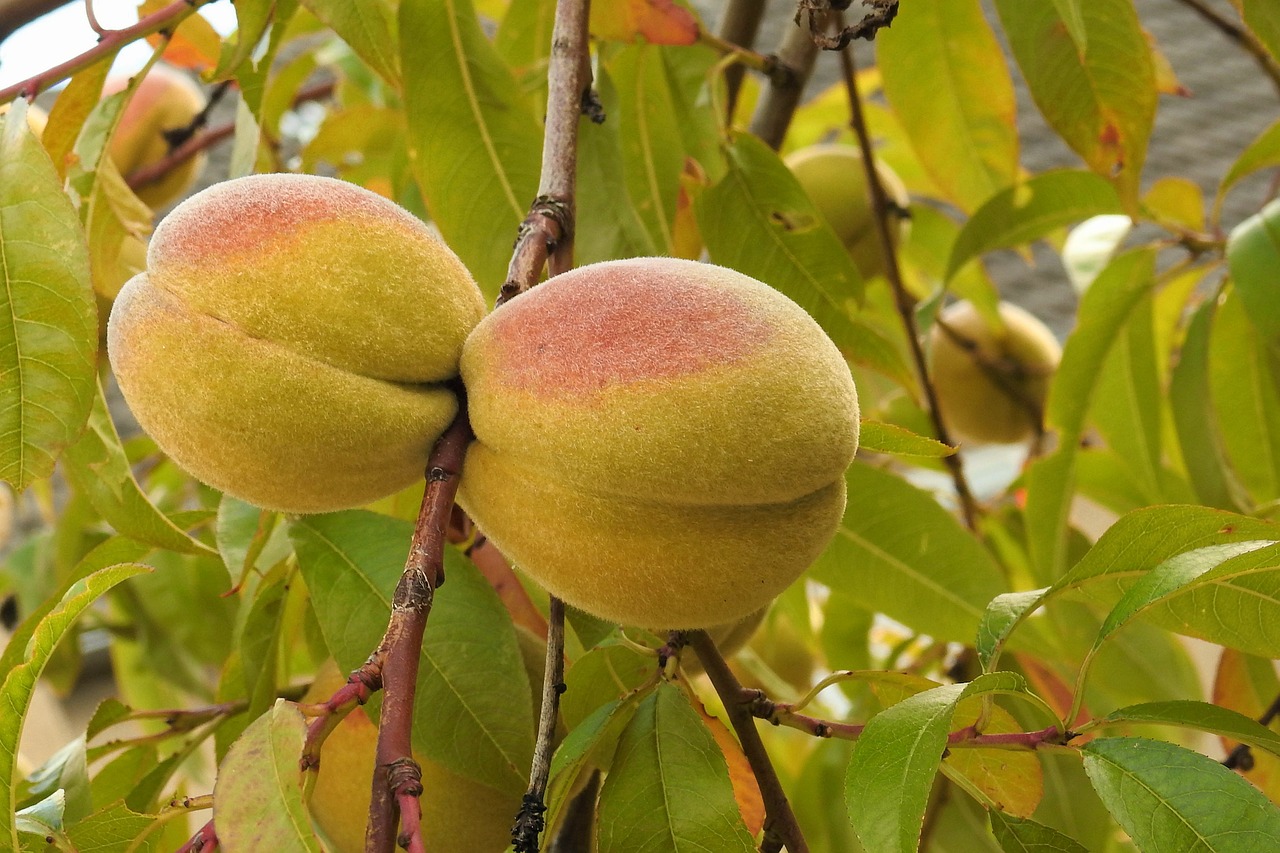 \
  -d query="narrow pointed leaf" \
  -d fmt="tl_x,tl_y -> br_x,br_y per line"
0,100 -> 97,491
1226,198 -> 1280,344
1242,0 -> 1280,64
1092,700 -> 1280,759
879,0 -> 1018,212
857,420 -> 954,458
401,0 -> 541,296
597,683 -> 755,853
300,0 -> 399,86
1083,737 -> 1280,852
